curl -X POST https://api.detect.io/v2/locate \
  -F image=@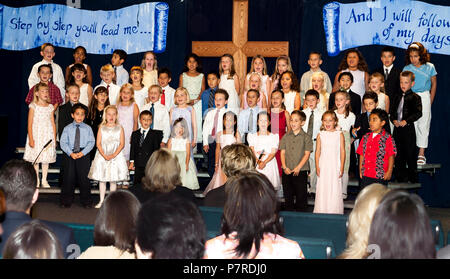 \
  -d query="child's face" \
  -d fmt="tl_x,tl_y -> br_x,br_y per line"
335,93 -> 348,110
409,50 -> 421,67
72,69 -> 86,82
253,58 -> 264,73
130,70 -> 143,84
40,46 -> 55,61
308,54 -> 322,70
400,76 -> 414,92
271,92 -> 283,108
369,77 -> 384,93
37,87 -> 50,102
346,52 -> 359,69
249,75 -> 261,90
221,57 -> 232,72
67,87 -> 80,103
369,113 -> 385,133
174,123 -> 184,137
145,53 -> 155,69
305,95 -> 319,110
120,87 -> 133,102
73,49 -> 86,64
100,71 -> 114,84
71,108 -> 86,123
186,57 -> 198,72
322,114 -> 337,131
140,114 -> 152,130
312,76 -> 324,91
158,73 -> 171,88
339,75 -> 353,90
257,114 -> 270,131
207,74 -> 219,89
175,91 -> 187,106
246,91 -> 259,107
363,98 -> 377,113
277,59 -> 288,74
280,74 -> 292,90
224,114 -> 235,130
148,88 -> 161,103
111,53 -> 123,67
38,67 -> 52,83
95,92 -> 108,105
106,108 -> 117,124
290,114 -> 304,131
214,93 -> 227,109
381,52 -> 395,67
